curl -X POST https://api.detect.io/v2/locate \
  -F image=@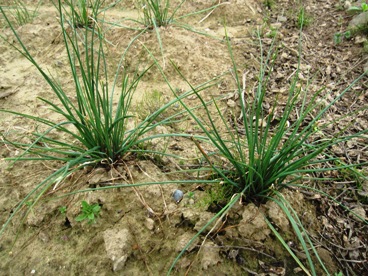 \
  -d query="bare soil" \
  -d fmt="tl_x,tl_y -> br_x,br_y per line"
0,0 -> 367,275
